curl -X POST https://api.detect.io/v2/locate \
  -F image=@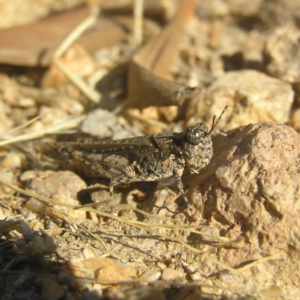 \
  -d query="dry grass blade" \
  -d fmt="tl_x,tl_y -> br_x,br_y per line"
53,6 -> 101,104
54,6 -> 100,58
236,253 -> 284,272
81,202 -> 232,243
0,176 -> 77,208
133,0 -> 144,47
84,204 -> 240,247
53,59 -> 101,103
0,176 -> 108,249
0,178 -> 250,277
0,116 -> 84,146
76,206 -> 243,277
0,112 -> 49,139
0,176 -> 241,275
